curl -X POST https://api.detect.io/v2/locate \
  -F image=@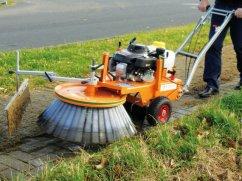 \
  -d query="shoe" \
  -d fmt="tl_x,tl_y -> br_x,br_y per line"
198,86 -> 219,98
234,81 -> 242,90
